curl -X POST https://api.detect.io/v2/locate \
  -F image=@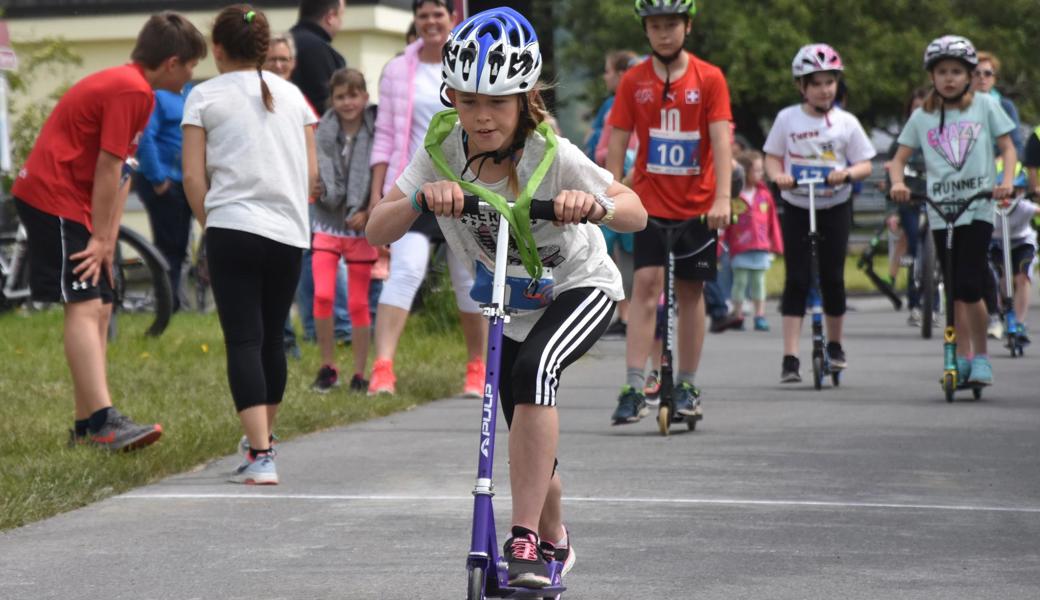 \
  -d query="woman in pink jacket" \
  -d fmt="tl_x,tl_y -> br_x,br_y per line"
720,150 -> 784,332
367,0 -> 486,396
